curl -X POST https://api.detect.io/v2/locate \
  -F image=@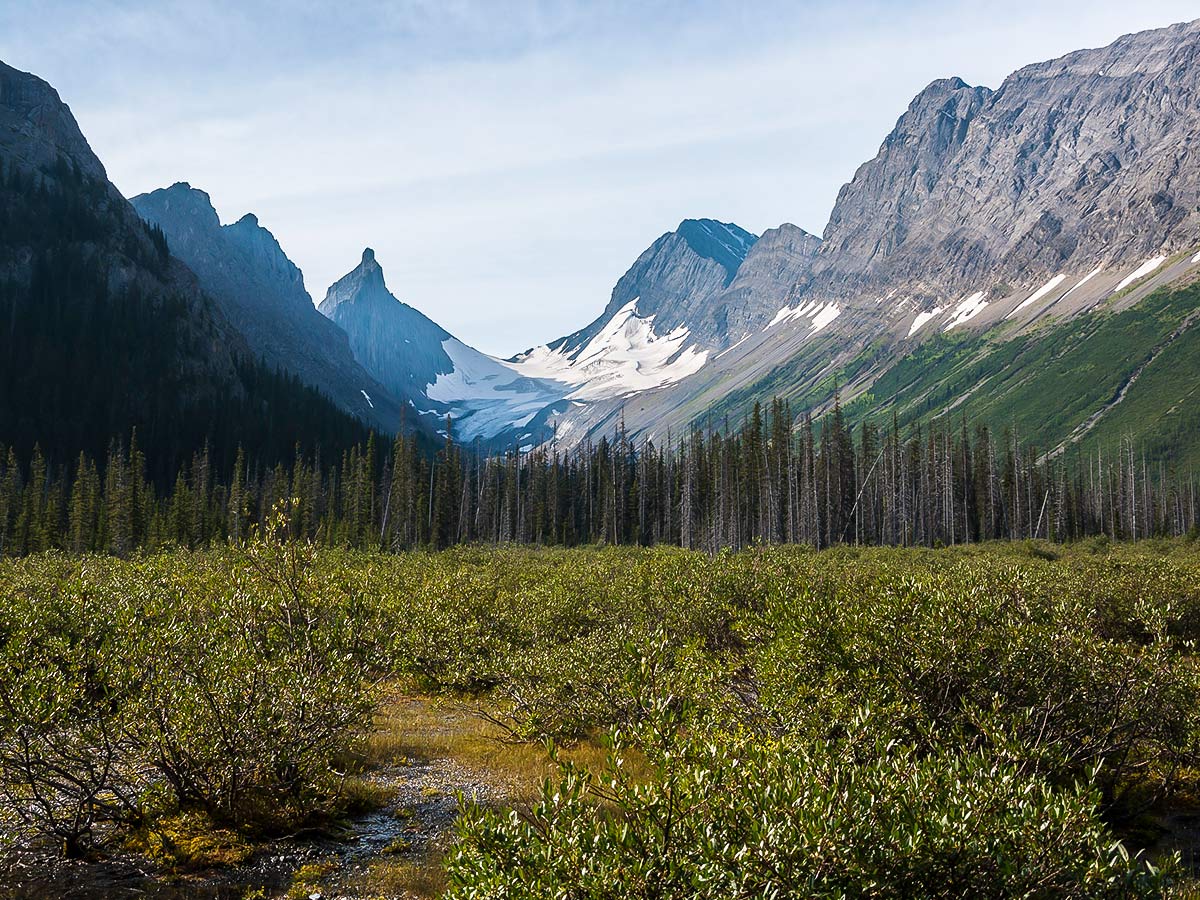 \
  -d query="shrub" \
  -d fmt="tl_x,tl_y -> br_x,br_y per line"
752,559 -> 1200,815
0,518 -> 385,850
0,556 -> 147,855
125,532 -> 382,824
447,703 -> 1168,899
